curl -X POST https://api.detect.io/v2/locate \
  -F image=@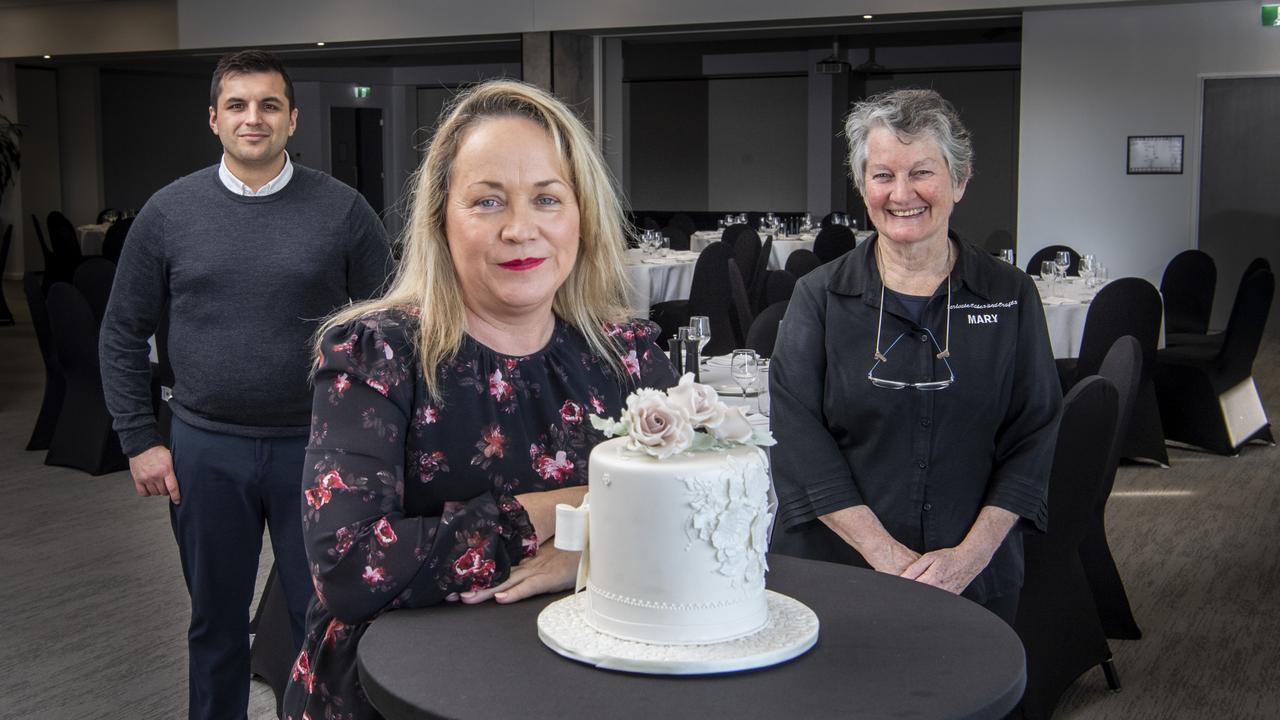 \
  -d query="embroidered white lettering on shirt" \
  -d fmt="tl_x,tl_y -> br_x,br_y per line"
968,314 -> 1000,324
950,299 -> 1018,310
